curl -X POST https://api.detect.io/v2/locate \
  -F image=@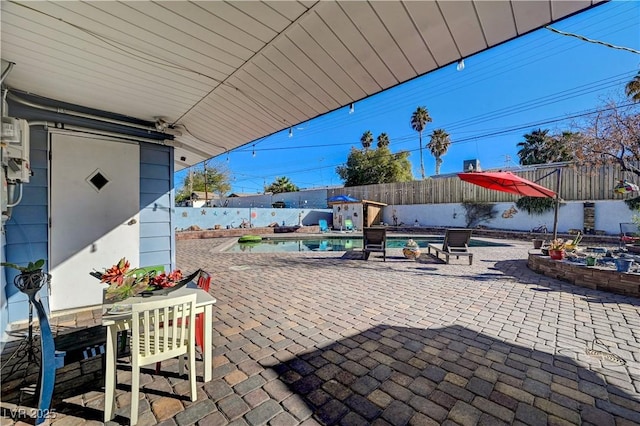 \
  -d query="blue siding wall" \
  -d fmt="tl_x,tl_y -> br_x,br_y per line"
139,143 -> 174,271
1,133 -> 174,327
5,128 -> 49,323
1,98 -> 175,329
